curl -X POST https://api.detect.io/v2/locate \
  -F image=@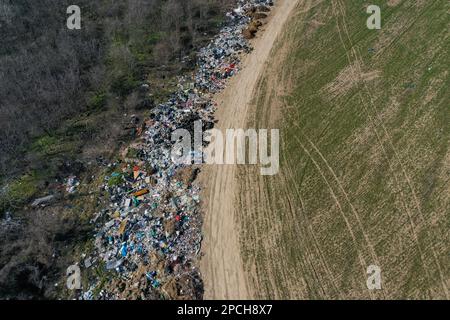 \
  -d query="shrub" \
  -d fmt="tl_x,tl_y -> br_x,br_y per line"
110,74 -> 137,97
108,172 -> 124,187
88,92 -> 107,110
0,173 -> 39,212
